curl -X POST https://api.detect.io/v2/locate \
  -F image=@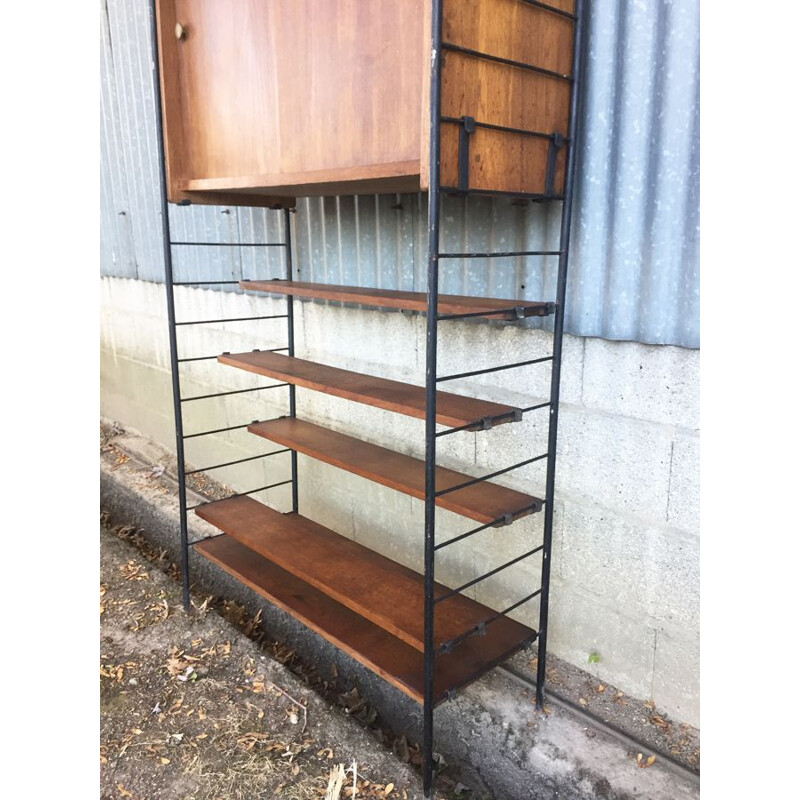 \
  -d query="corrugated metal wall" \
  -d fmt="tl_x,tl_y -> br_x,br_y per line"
100,0 -> 700,348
